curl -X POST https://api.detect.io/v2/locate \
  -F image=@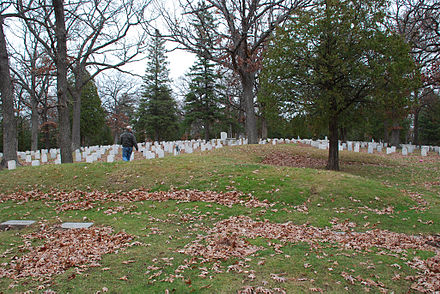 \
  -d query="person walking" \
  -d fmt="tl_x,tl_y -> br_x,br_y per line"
120,126 -> 138,161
